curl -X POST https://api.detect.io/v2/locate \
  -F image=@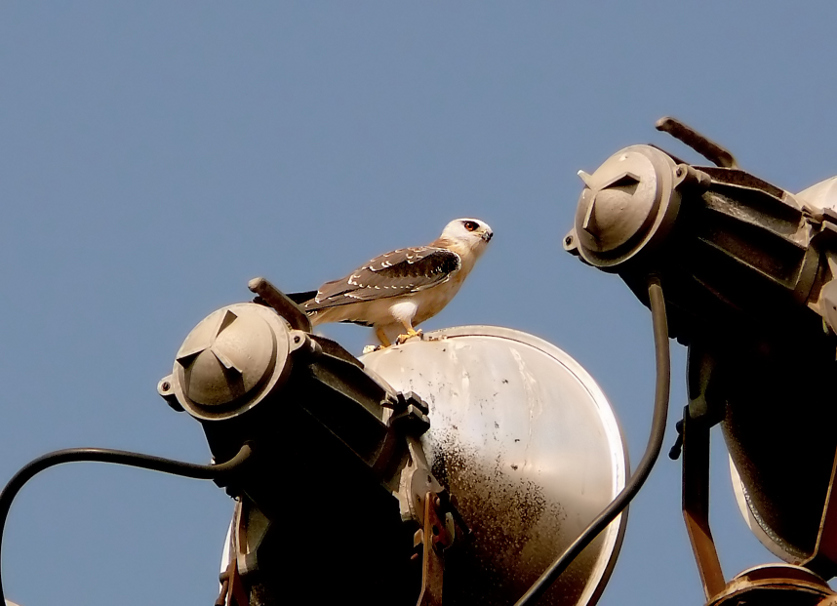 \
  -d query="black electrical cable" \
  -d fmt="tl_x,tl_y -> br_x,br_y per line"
515,277 -> 671,605
0,443 -> 253,605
